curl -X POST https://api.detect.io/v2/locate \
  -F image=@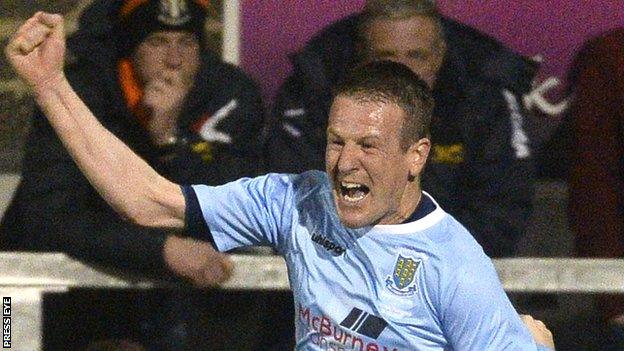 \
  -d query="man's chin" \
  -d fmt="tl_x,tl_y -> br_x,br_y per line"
337,210 -> 374,229
332,193 -> 376,228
